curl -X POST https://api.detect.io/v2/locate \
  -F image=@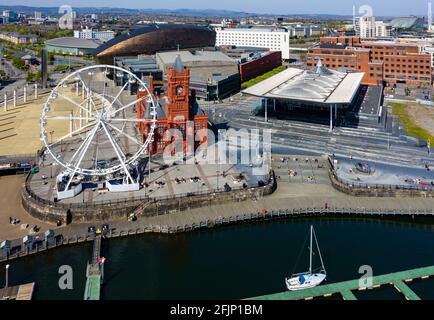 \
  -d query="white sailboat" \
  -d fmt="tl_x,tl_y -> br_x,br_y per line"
285,225 -> 326,291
